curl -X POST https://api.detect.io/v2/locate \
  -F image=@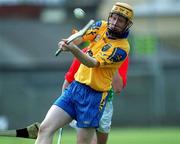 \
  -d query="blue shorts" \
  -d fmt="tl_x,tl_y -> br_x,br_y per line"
54,81 -> 109,128
69,100 -> 113,133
